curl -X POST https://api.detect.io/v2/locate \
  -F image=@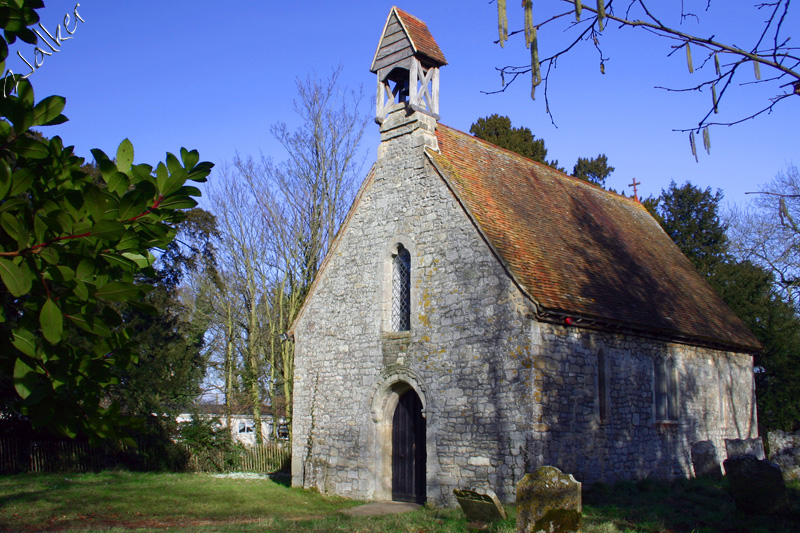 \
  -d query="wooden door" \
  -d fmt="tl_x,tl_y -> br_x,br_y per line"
392,389 -> 426,503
